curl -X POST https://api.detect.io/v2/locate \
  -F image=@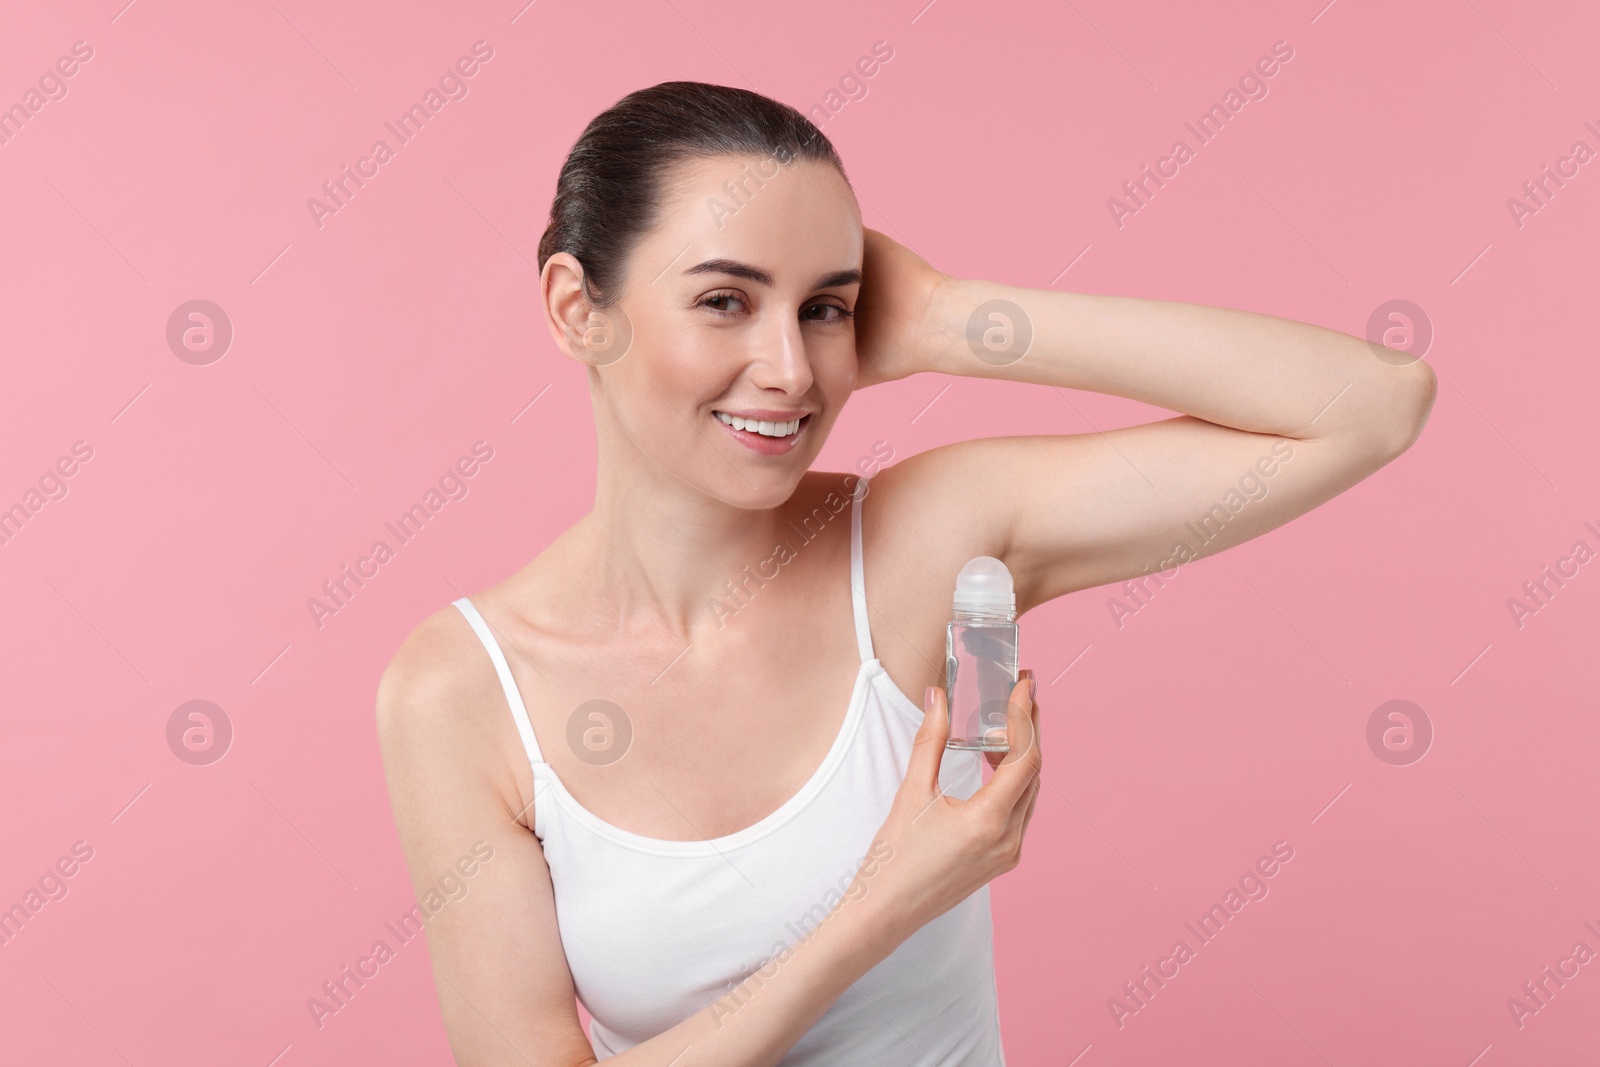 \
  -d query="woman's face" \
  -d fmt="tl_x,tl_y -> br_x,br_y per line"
555,154 -> 863,508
